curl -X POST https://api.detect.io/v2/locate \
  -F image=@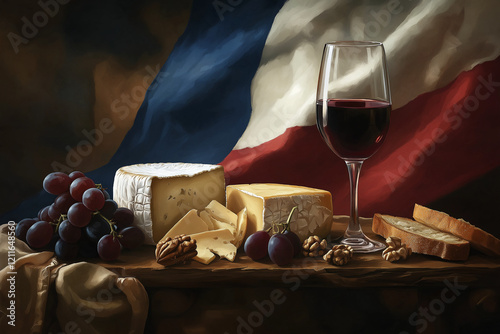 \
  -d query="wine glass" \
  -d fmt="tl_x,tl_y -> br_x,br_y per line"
316,41 -> 391,253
